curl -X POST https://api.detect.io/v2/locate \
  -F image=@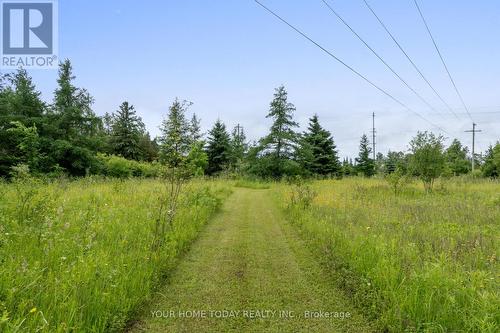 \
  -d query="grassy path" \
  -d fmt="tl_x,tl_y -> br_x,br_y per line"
130,188 -> 373,332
